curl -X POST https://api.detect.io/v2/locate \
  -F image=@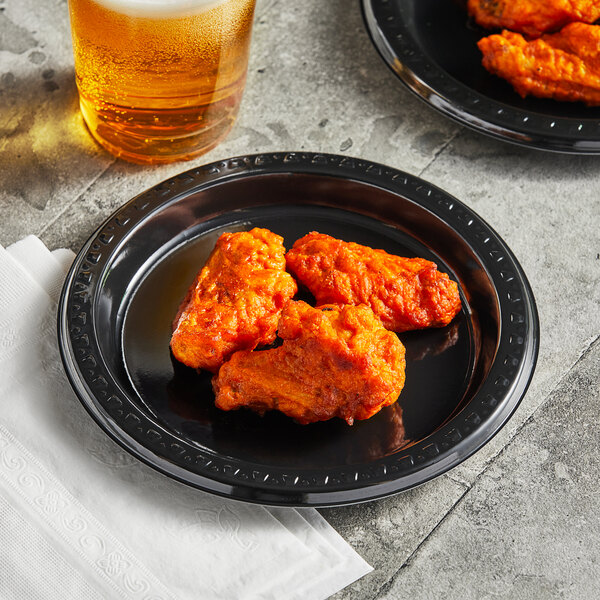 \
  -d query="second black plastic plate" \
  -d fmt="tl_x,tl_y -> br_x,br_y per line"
362,0 -> 600,153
